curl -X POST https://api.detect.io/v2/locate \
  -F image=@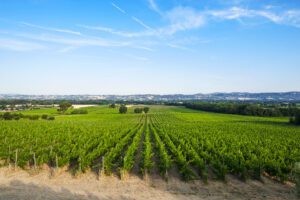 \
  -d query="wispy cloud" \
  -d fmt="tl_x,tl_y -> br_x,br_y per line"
80,7 -> 205,38
110,2 -> 152,31
131,16 -> 152,30
207,7 -> 300,28
16,33 -> 130,48
132,45 -> 155,52
125,53 -> 149,61
164,7 -> 205,34
0,38 -> 44,51
20,22 -> 82,35
57,46 -> 78,53
77,24 -> 143,37
148,0 -> 163,15
167,43 -> 194,52
111,2 -> 126,14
